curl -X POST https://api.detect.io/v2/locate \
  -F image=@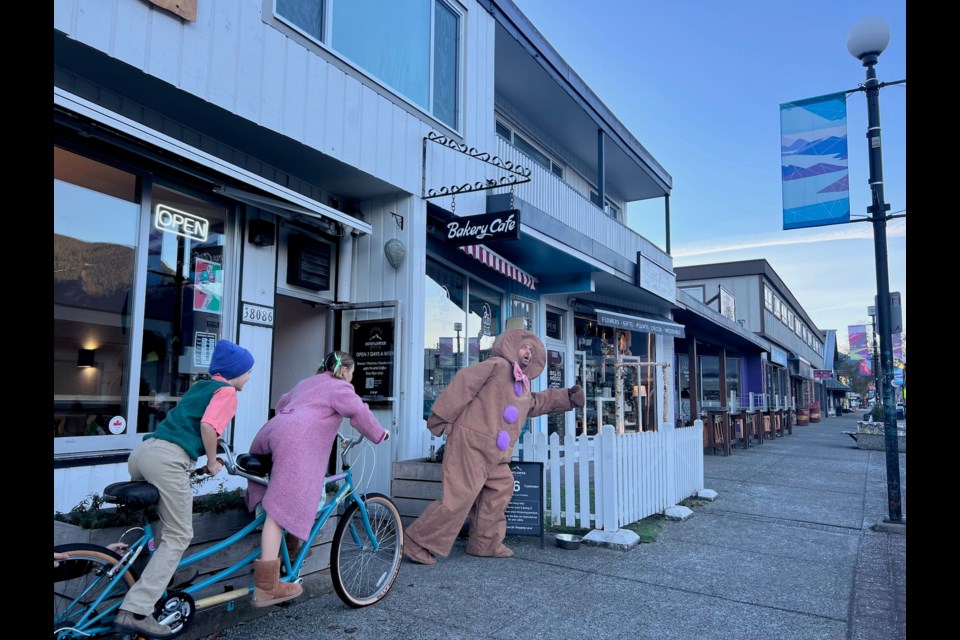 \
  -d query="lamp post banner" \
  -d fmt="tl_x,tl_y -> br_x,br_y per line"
780,91 -> 850,230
